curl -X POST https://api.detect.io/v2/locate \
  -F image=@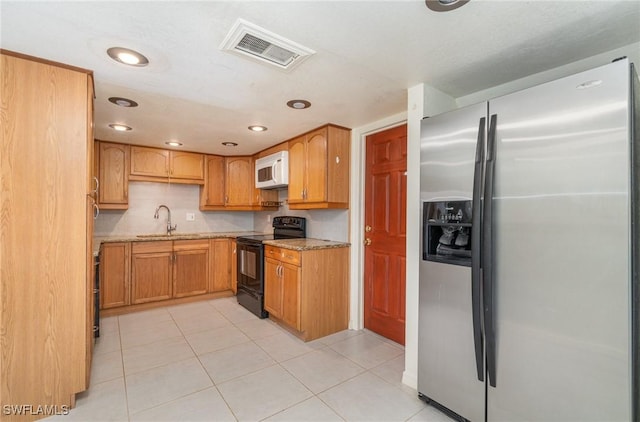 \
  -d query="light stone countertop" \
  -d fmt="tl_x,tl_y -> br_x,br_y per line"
93,232 -> 349,255
262,238 -> 350,251
93,231 -> 260,255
